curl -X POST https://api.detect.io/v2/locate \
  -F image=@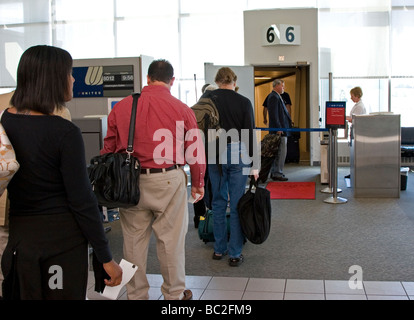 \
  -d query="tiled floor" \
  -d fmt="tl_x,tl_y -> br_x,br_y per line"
87,272 -> 414,300
85,167 -> 414,301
